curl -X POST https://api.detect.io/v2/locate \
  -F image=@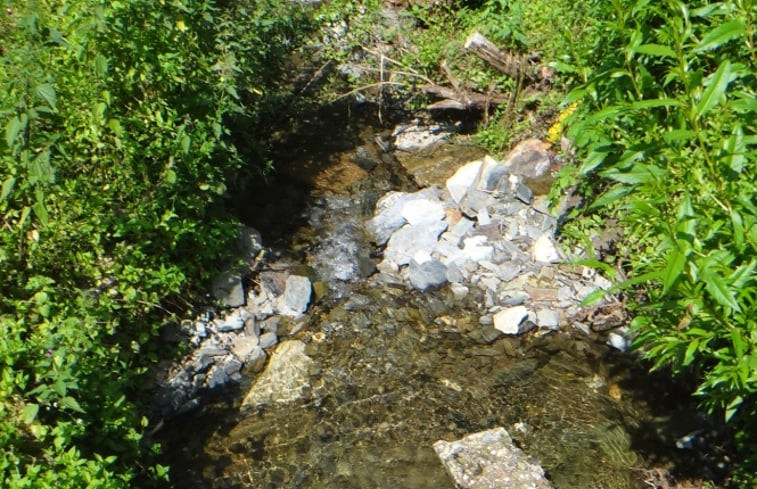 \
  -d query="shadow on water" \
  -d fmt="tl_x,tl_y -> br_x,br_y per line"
157,101 -> 734,489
